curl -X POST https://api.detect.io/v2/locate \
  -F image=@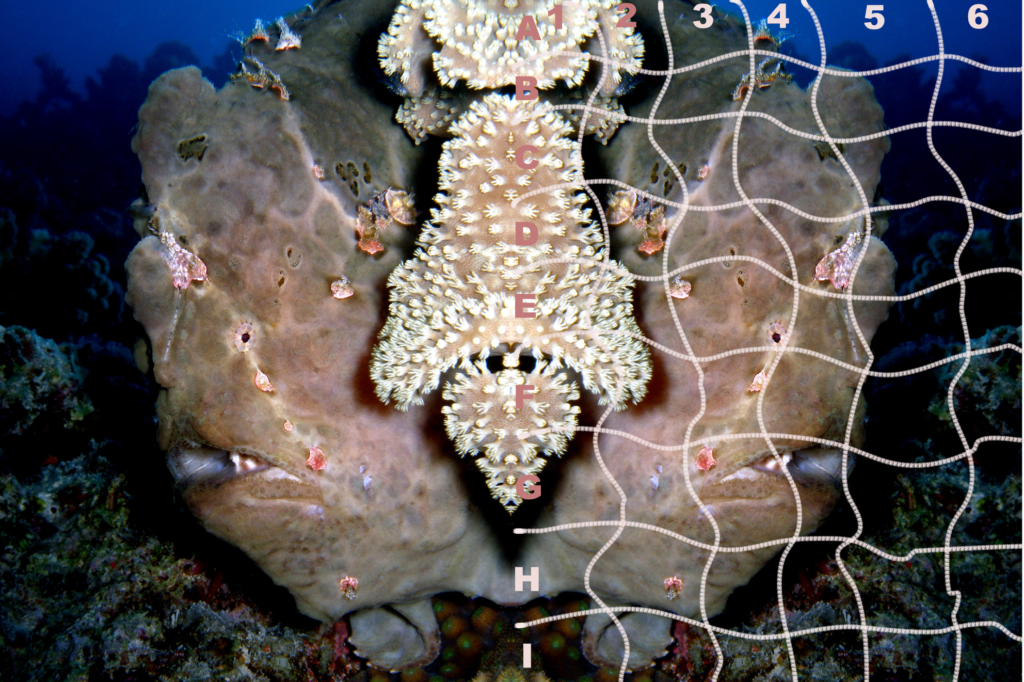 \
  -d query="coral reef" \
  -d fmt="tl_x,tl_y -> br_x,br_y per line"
0,326 -> 94,468
0,209 -> 123,340
0,427 -> 362,682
